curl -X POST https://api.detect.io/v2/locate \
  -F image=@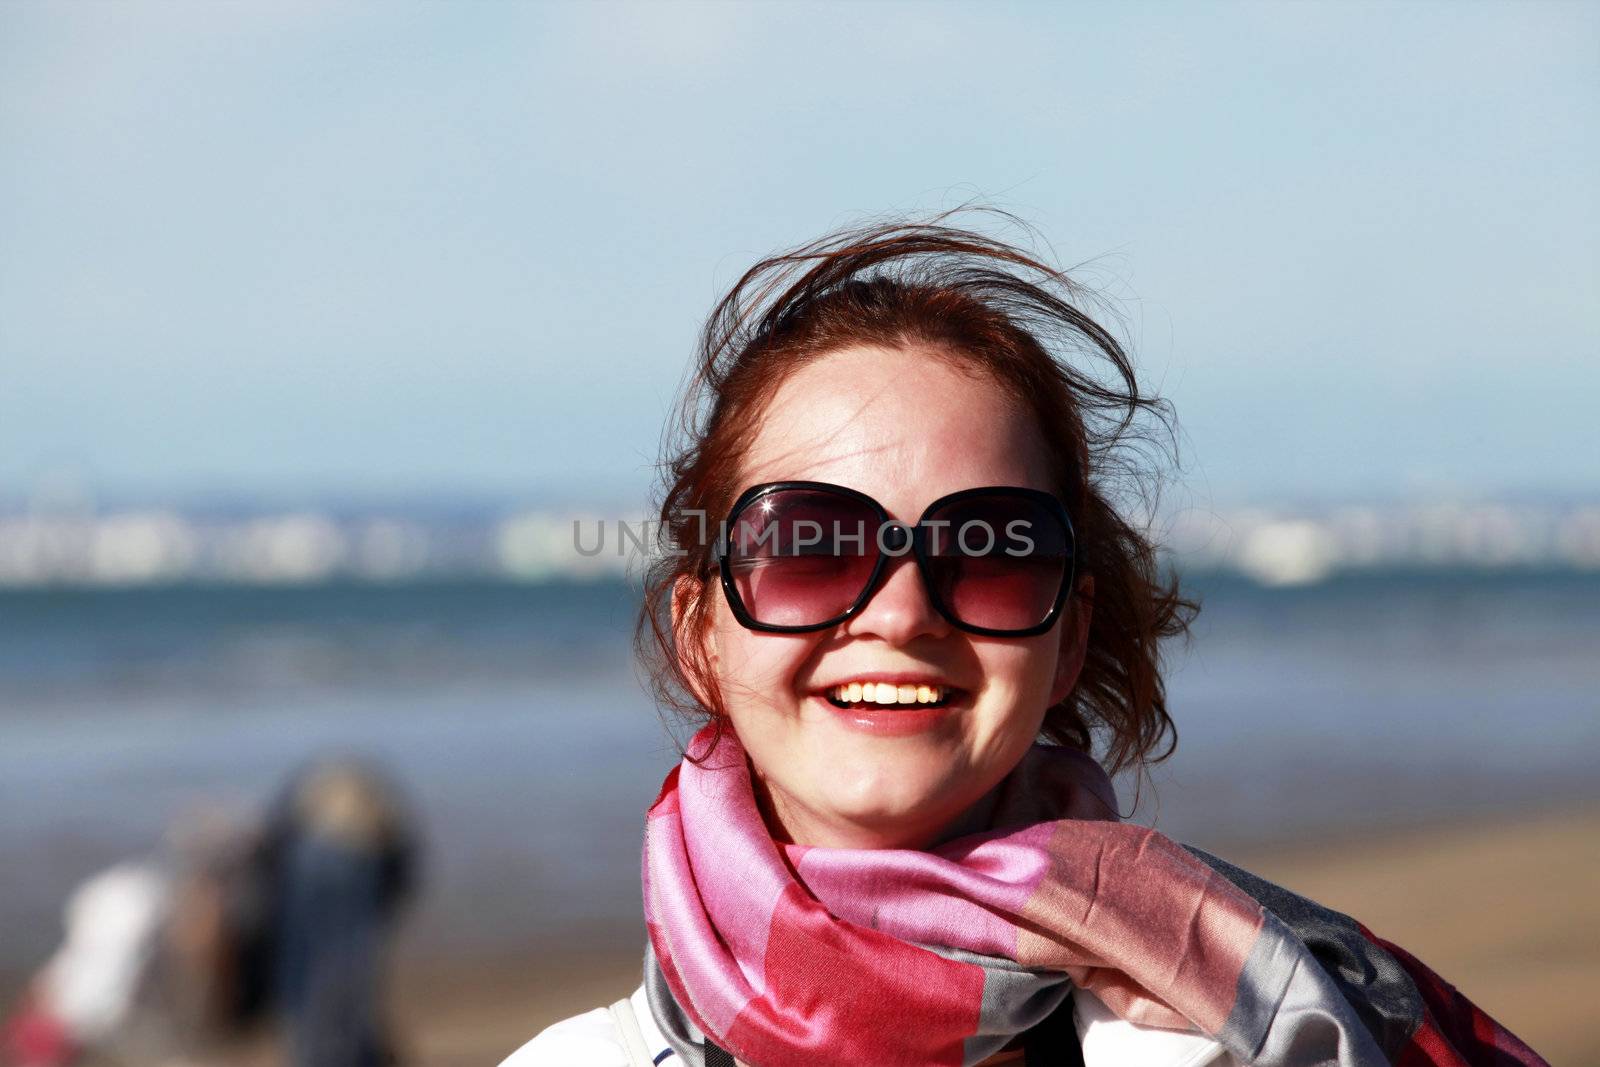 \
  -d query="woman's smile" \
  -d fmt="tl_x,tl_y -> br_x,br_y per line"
813,675 -> 969,737
822,679 -> 958,708
812,675 -> 960,735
